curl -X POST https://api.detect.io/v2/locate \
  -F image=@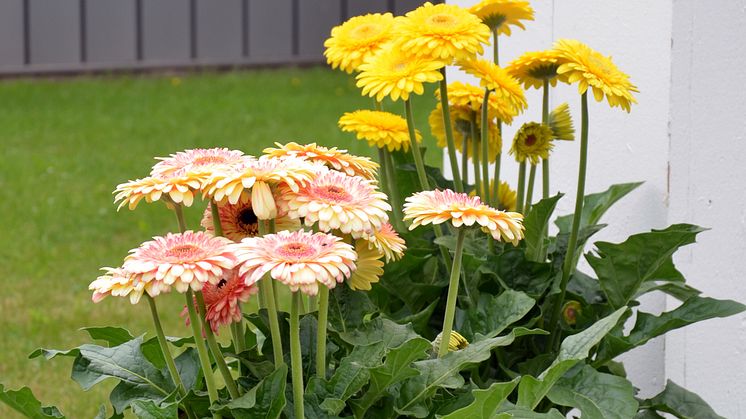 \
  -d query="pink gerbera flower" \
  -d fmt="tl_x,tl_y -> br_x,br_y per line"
89,267 -> 157,304
123,231 -> 236,294
182,268 -> 258,333
231,230 -> 357,296
151,147 -> 250,178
